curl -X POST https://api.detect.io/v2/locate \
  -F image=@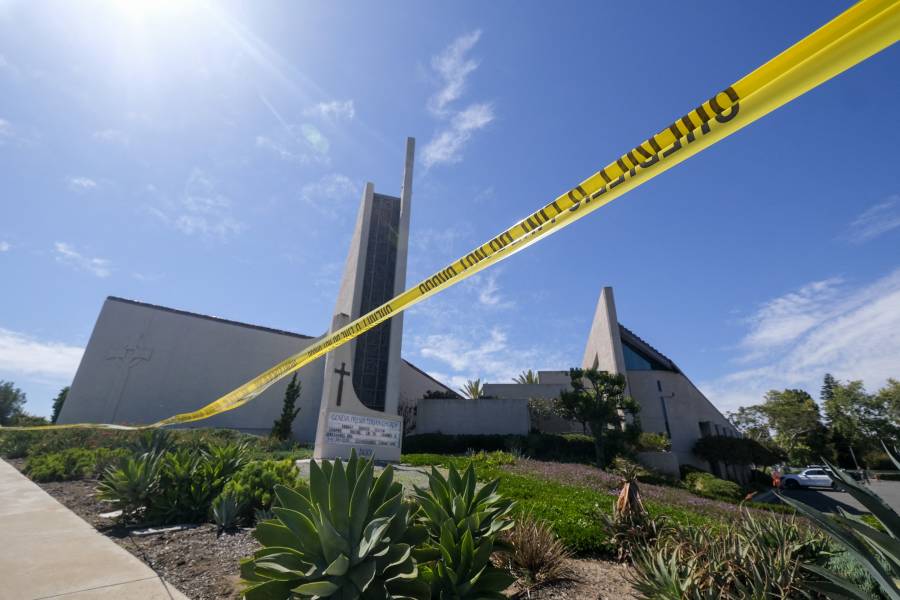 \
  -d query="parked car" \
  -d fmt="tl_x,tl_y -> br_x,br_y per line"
779,467 -> 840,490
